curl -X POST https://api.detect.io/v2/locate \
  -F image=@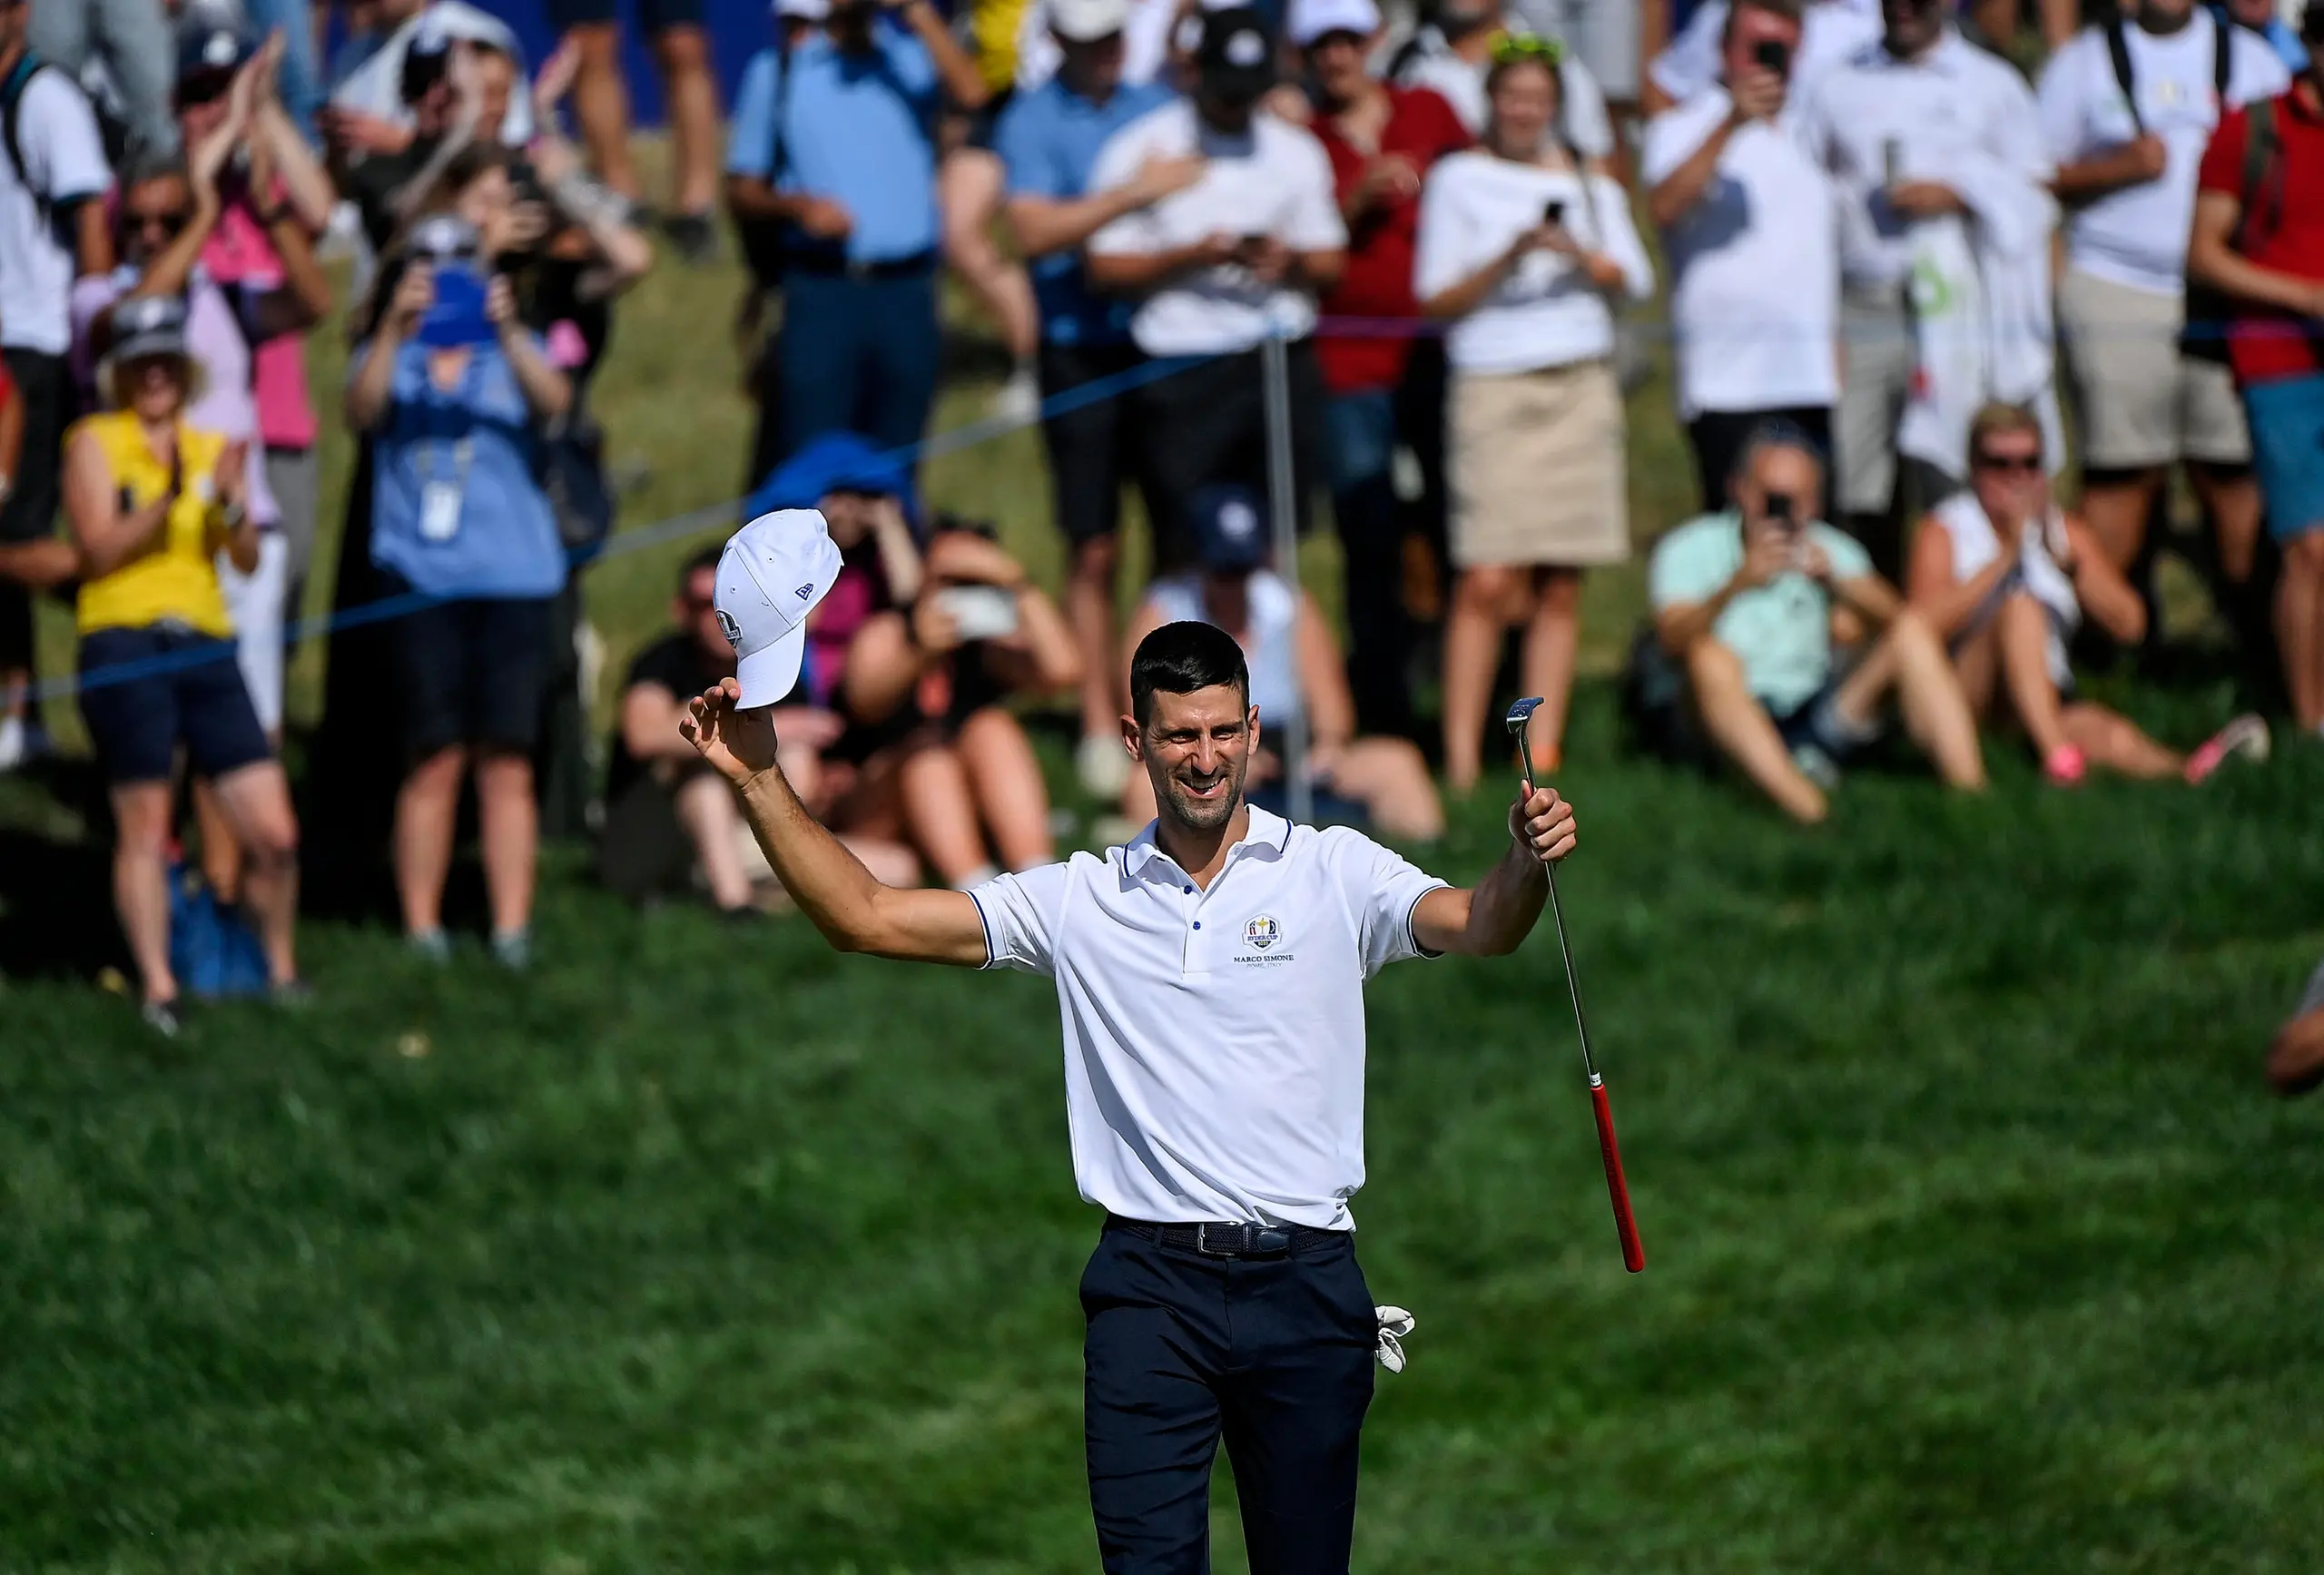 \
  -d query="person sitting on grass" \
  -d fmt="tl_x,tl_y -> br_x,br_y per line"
1905,402 -> 2271,787
842,515 -> 1082,885
2269,956 -> 2324,1096
600,546 -> 918,916
1116,485 -> 1445,842
1648,423 -> 1987,824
